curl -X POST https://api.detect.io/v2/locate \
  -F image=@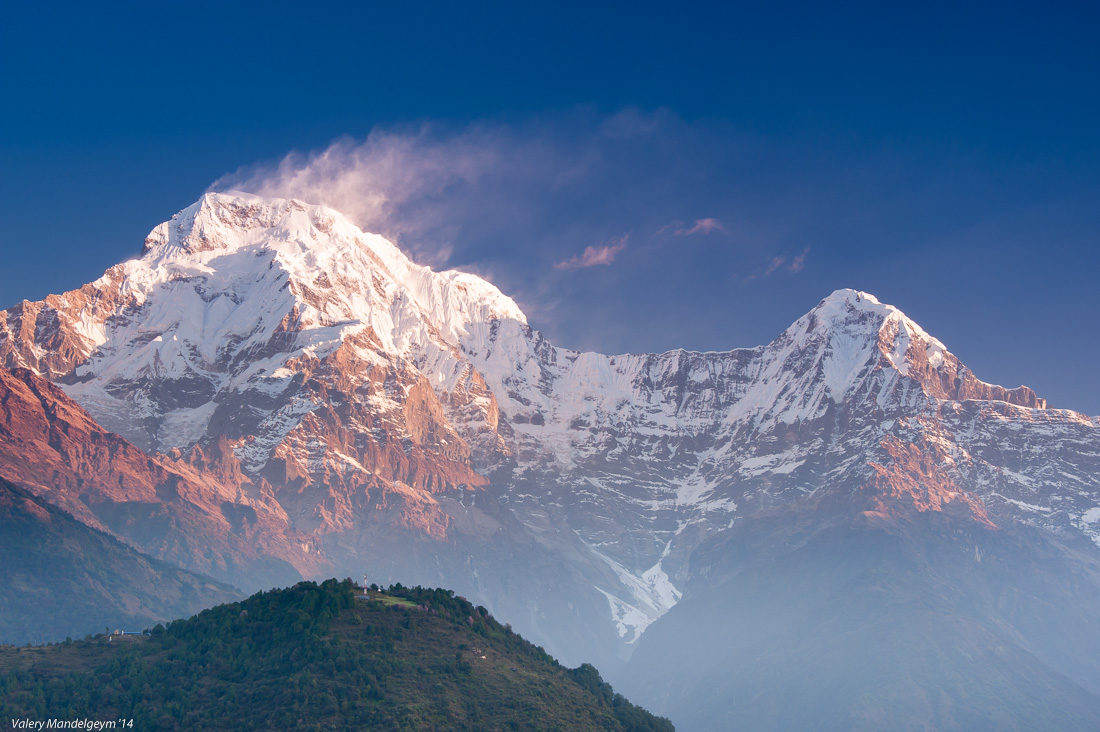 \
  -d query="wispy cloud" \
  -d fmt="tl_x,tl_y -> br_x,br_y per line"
657,217 -> 726,237
209,109 -> 733,273
764,255 -> 787,276
679,218 -> 725,236
750,247 -> 810,281
554,235 -> 628,271
788,247 -> 809,273
207,111 -> 821,350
